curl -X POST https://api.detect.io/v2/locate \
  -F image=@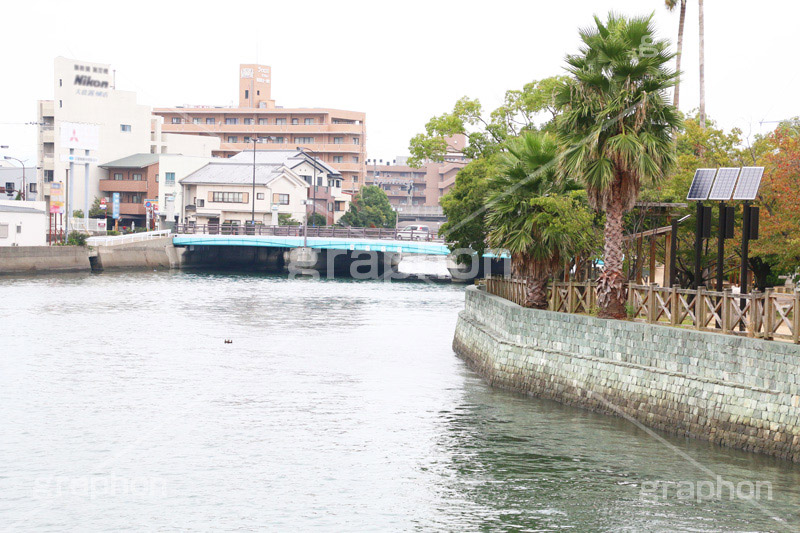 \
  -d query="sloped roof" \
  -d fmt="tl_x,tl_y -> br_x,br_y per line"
228,149 -> 342,177
0,204 -> 45,214
99,153 -> 160,169
180,162 -> 308,188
